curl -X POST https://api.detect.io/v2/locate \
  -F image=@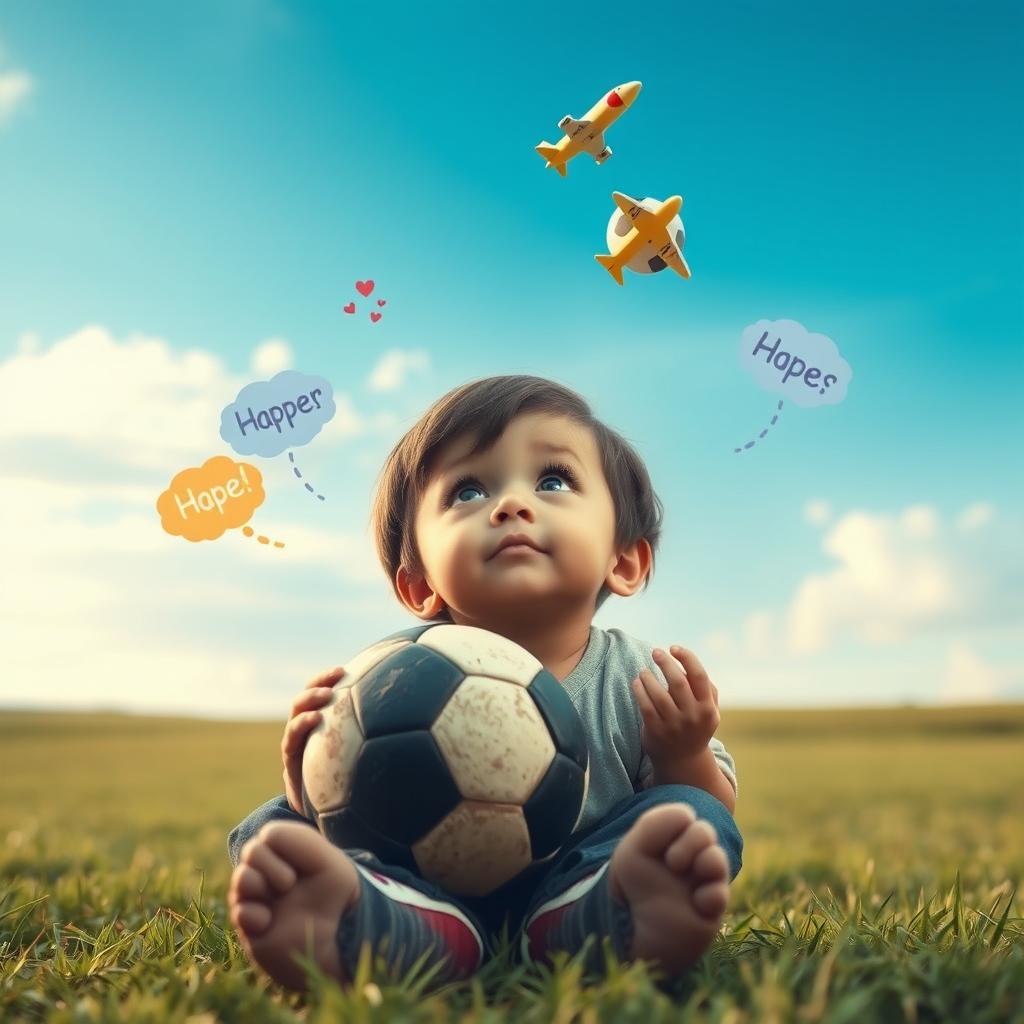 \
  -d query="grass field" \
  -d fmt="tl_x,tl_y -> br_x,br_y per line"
1,706 -> 1022,1022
